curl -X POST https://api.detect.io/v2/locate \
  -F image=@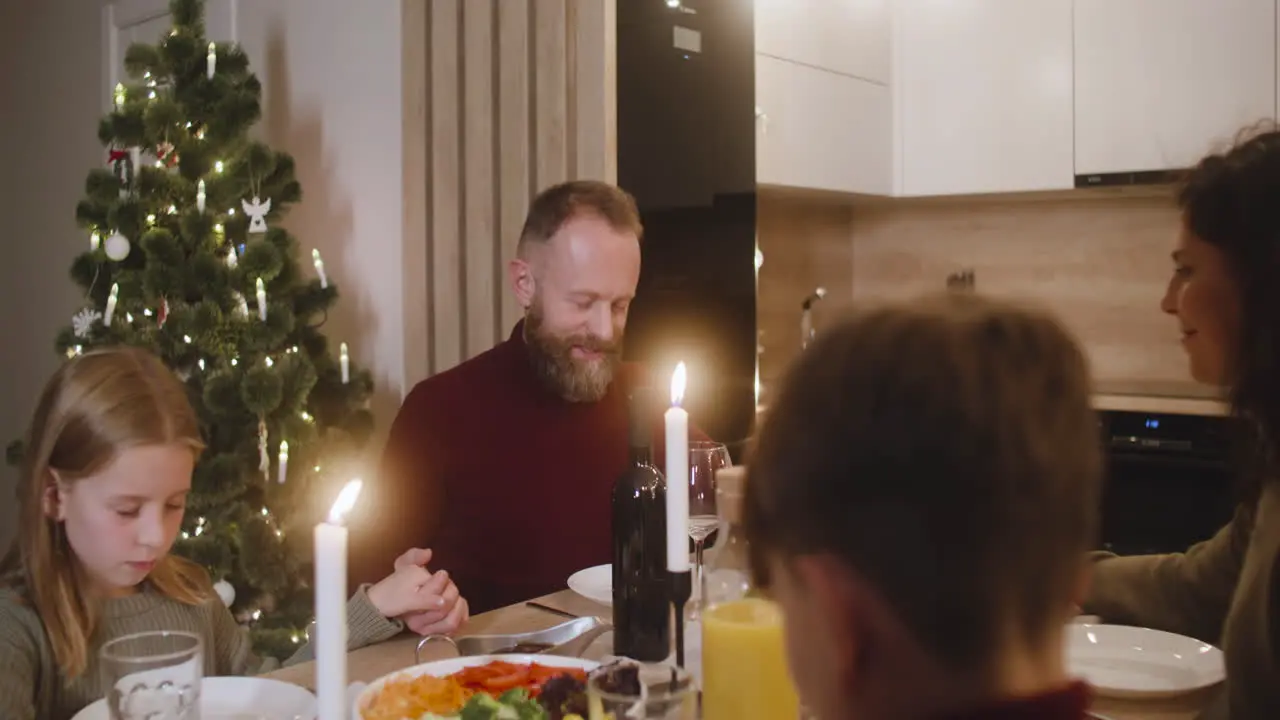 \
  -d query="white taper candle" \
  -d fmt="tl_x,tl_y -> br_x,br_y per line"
314,479 -> 362,720
665,362 -> 690,572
